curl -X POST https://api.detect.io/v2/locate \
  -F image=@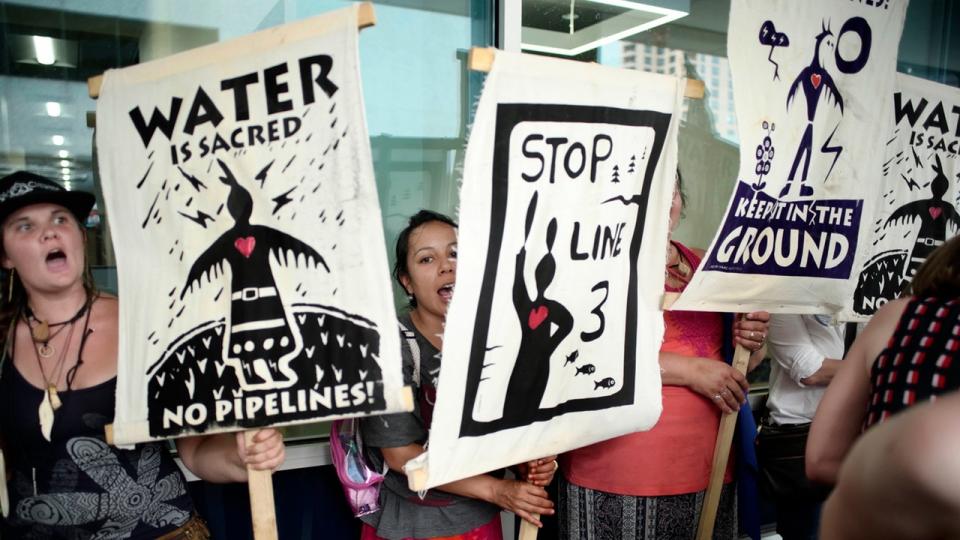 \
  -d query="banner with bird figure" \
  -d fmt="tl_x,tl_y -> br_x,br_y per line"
405,50 -> 682,489
95,5 -> 407,444
843,73 -> 960,320
673,0 -> 909,315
